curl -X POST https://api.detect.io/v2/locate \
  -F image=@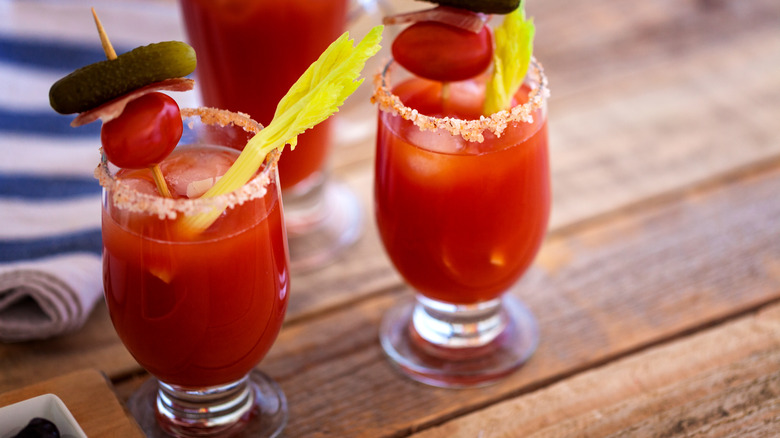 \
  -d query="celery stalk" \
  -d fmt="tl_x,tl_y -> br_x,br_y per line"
180,26 -> 383,234
483,2 -> 535,115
